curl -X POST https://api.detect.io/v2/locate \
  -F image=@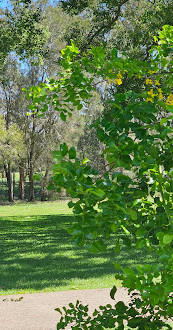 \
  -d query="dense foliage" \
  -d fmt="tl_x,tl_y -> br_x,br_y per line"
28,24 -> 173,328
